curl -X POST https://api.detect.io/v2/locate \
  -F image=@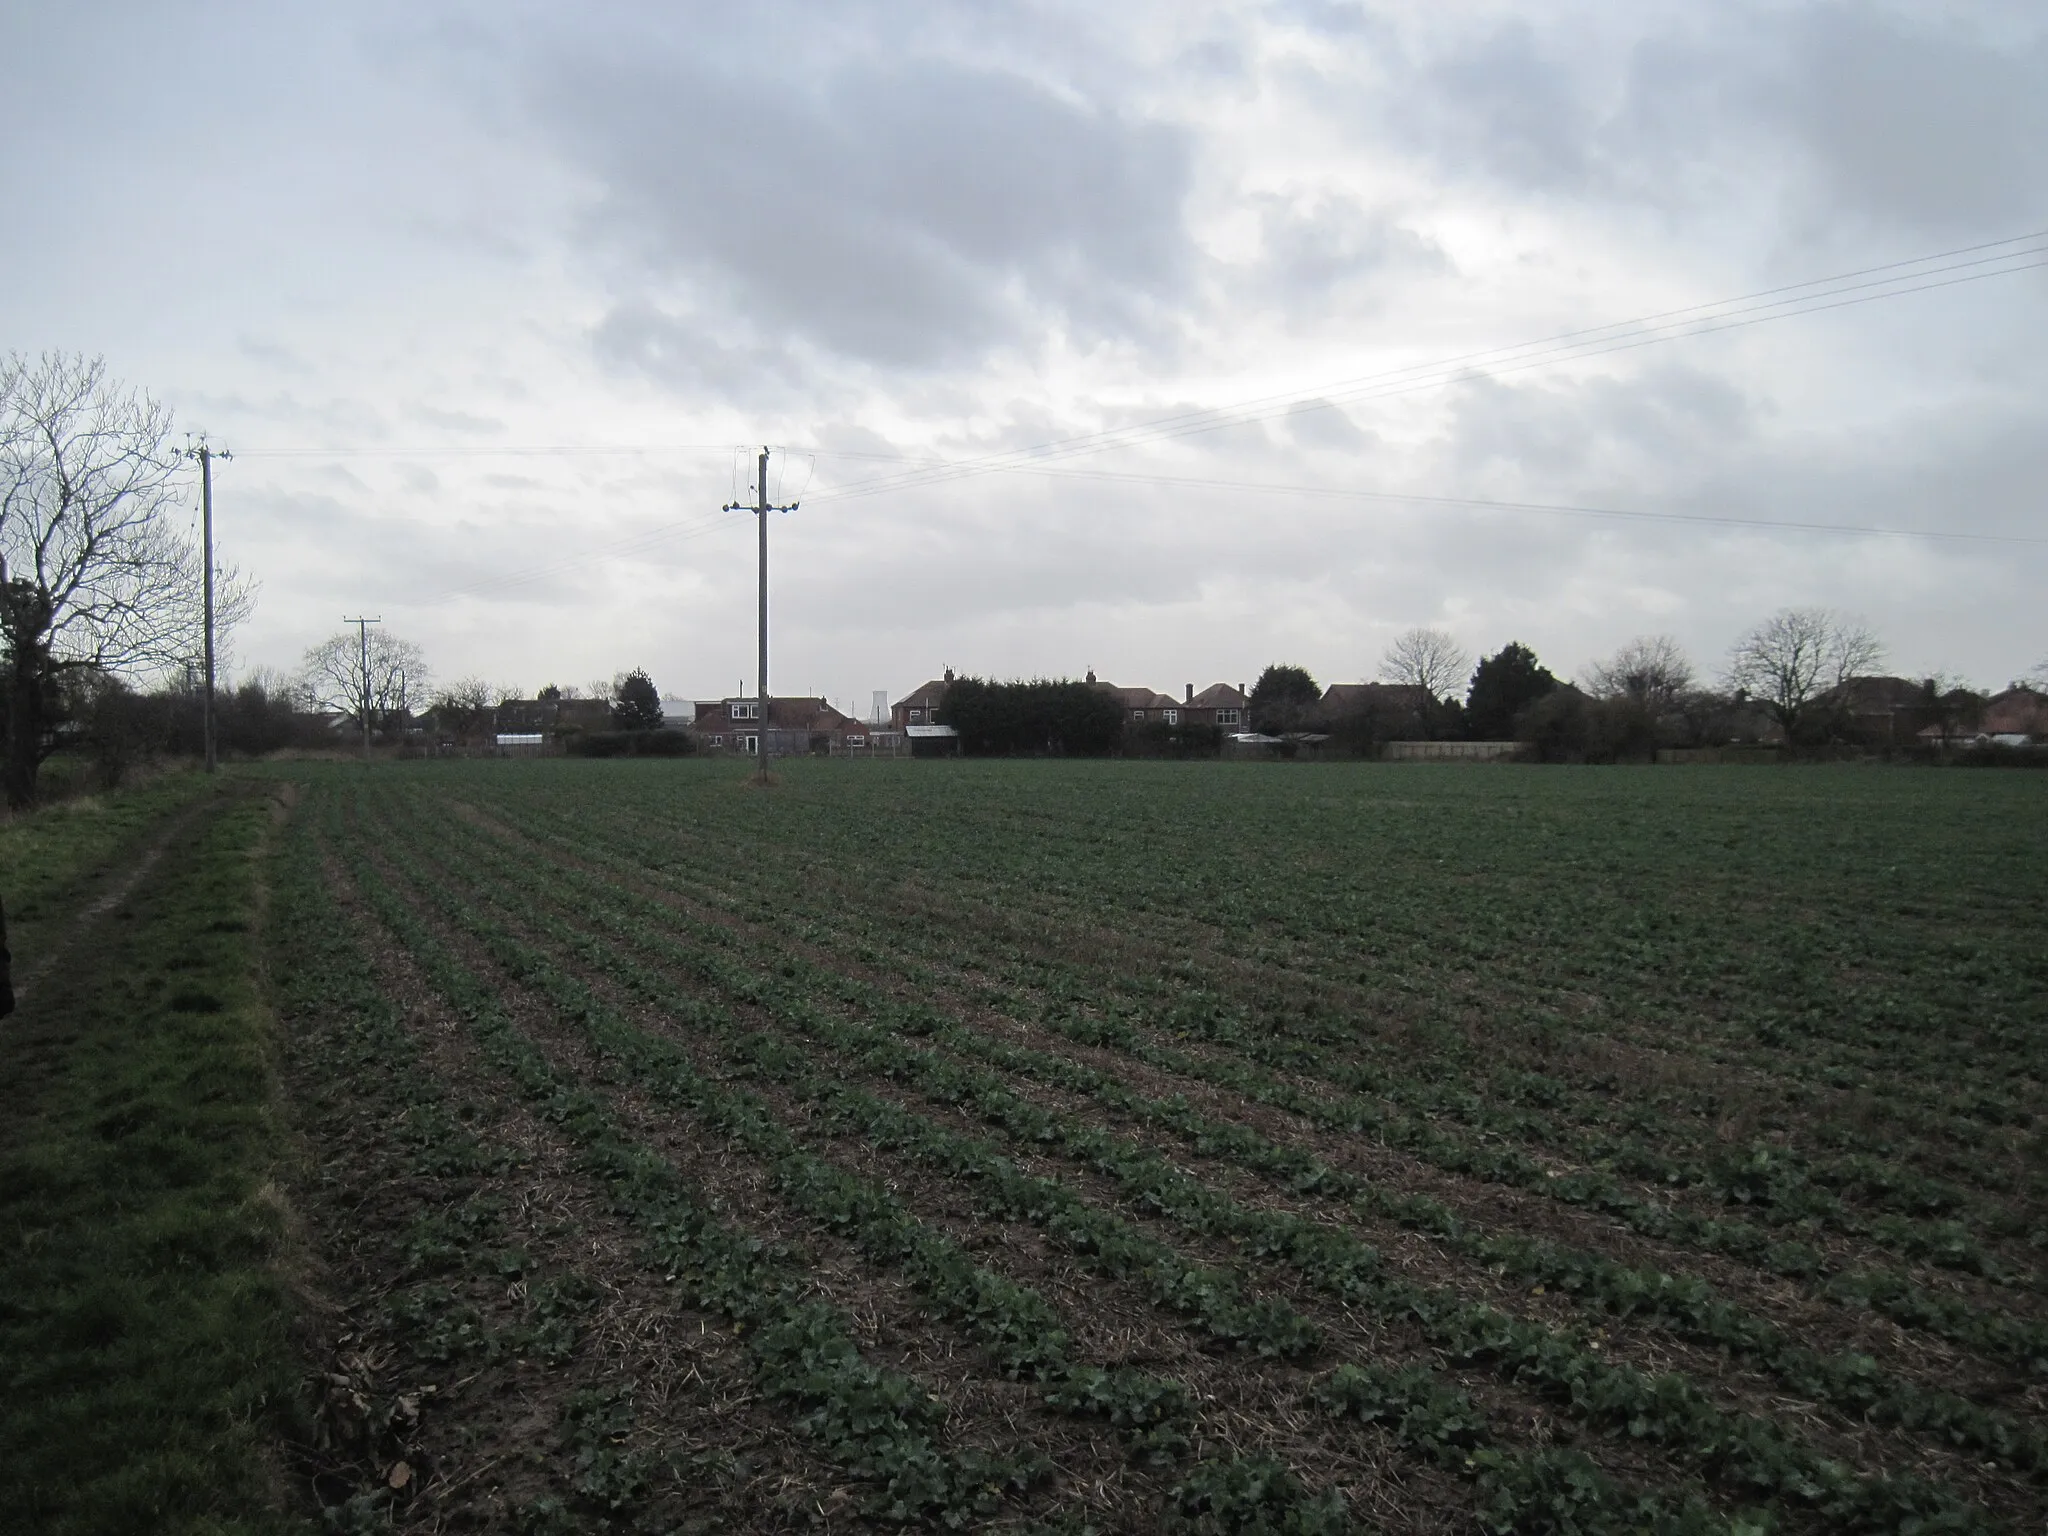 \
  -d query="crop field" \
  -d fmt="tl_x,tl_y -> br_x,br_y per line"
137,760 -> 2048,1529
